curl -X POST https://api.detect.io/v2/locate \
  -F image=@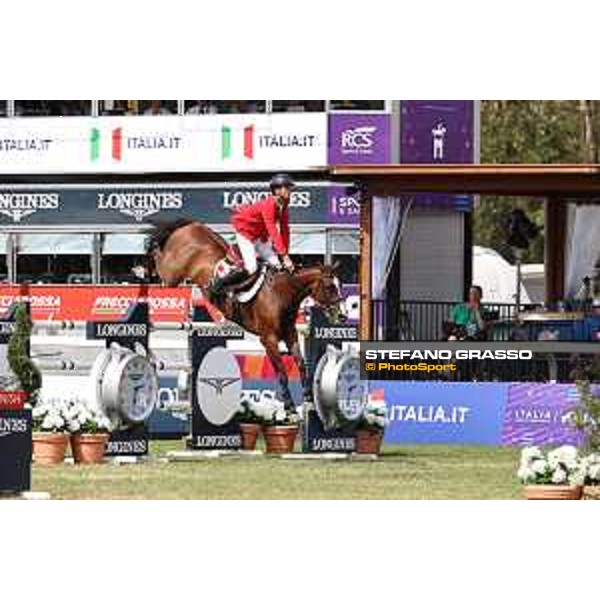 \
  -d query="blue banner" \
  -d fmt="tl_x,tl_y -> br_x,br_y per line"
373,381 -> 509,445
